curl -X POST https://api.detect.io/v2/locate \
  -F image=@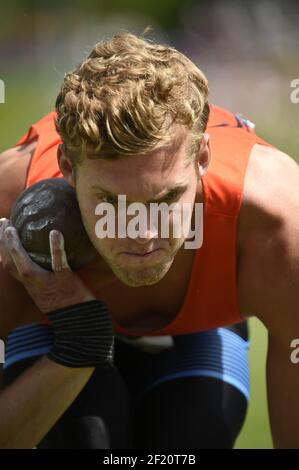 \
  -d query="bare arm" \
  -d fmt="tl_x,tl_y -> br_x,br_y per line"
266,335 -> 299,448
243,145 -> 299,447
263,235 -> 299,449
